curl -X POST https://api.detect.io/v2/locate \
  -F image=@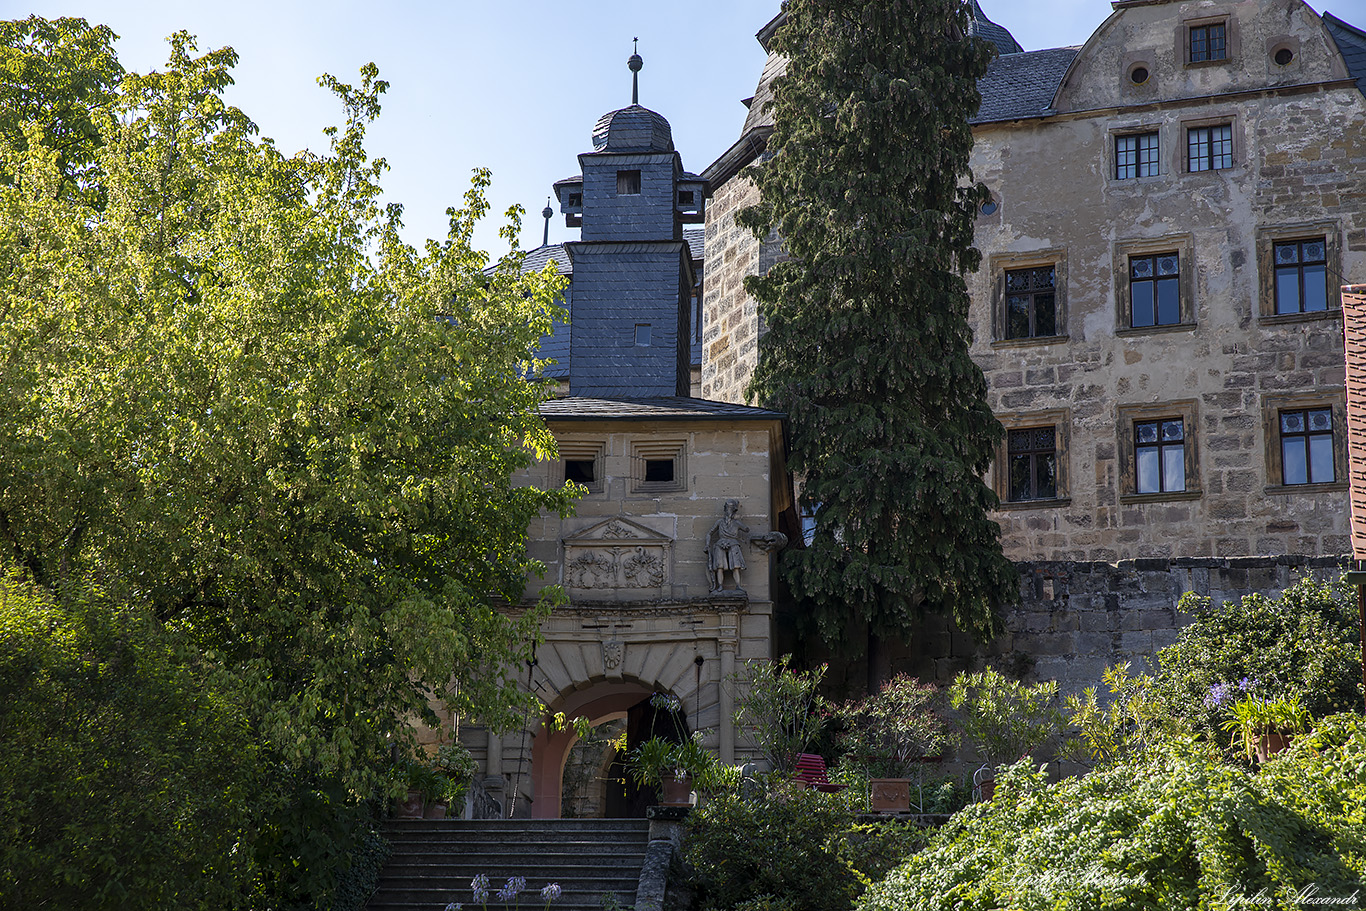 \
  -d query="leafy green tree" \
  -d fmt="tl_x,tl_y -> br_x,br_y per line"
0,18 -> 573,906
740,0 -> 1016,684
